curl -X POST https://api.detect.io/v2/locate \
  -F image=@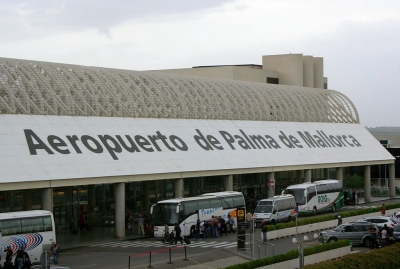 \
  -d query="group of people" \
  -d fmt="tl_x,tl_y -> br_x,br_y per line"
368,223 -> 395,249
344,189 -> 360,205
125,211 -> 147,236
2,241 -> 60,269
2,246 -> 32,269
163,223 -> 184,245
193,214 -> 235,240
